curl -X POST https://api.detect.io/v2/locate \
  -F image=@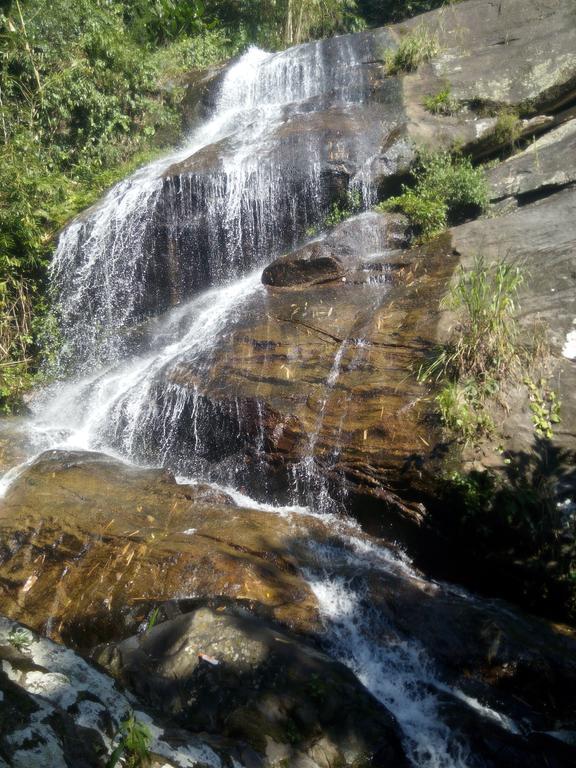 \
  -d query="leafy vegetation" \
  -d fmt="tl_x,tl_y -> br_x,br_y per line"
0,1 -> 246,411
525,376 -> 562,439
7,626 -> 32,650
306,189 -> 362,236
423,86 -> 458,116
358,0 -> 459,25
421,256 -> 562,453
0,0 -> 369,412
379,151 -> 488,240
420,257 -> 523,442
491,107 -> 522,150
437,258 -> 523,380
440,437 -> 576,622
384,25 -> 440,74
436,379 -> 495,442
106,713 -> 153,768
